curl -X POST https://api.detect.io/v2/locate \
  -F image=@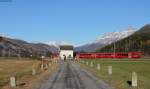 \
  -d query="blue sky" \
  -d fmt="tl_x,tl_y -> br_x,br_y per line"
0,0 -> 150,45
